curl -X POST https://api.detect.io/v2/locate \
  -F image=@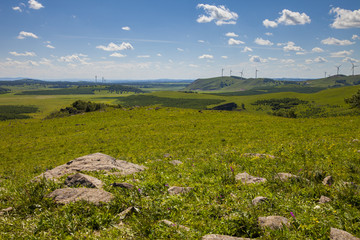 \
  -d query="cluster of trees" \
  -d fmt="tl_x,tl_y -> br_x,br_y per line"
0,87 -> 10,94
46,100 -> 121,119
106,85 -> 144,94
252,98 -> 308,111
345,89 -> 360,109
